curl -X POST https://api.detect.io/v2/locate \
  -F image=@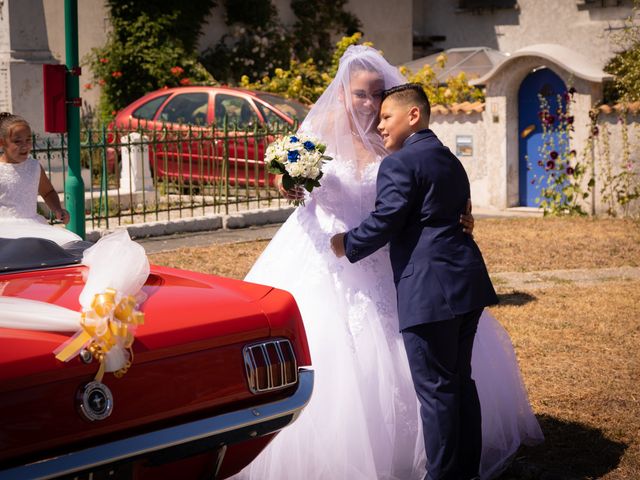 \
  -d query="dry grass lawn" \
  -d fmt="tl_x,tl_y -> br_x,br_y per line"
149,217 -> 640,479
475,217 -> 640,273
493,282 -> 640,479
